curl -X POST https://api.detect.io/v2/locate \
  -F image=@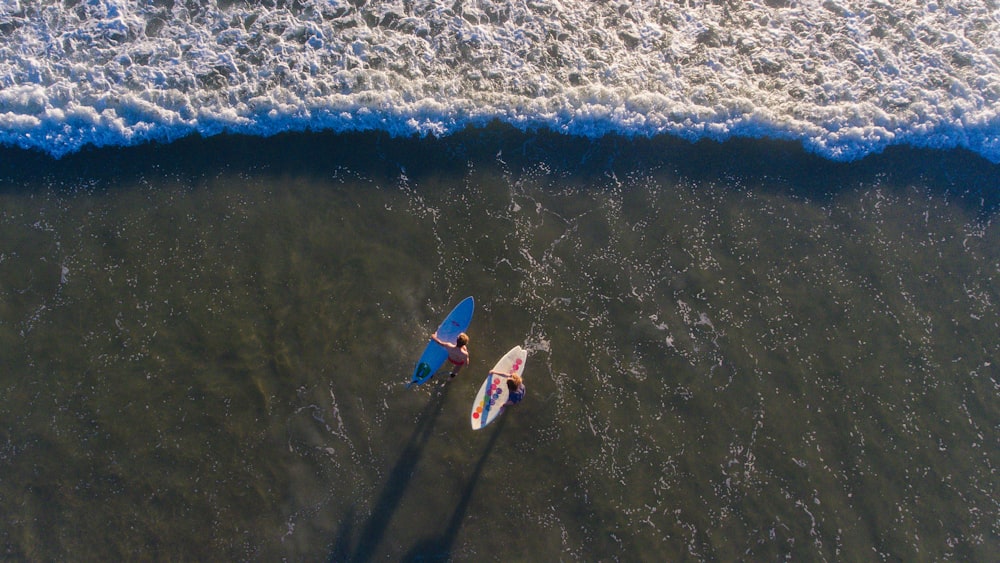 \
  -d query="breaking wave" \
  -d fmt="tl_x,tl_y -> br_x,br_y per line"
0,0 -> 998,161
